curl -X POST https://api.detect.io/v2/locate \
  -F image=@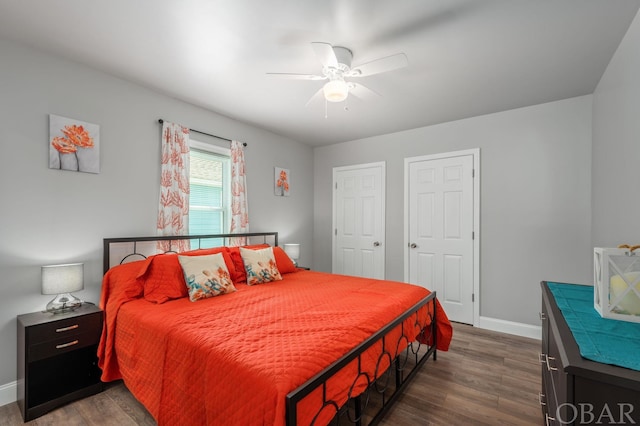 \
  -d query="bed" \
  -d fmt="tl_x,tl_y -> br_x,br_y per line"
98,232 -> 452,425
